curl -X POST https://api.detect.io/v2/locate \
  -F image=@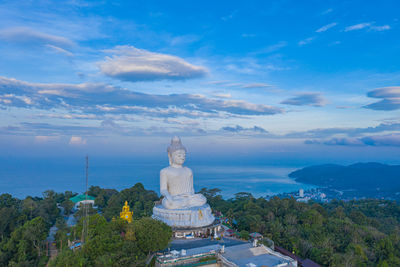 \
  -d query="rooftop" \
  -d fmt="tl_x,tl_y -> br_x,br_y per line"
157,244 -> 220,265
221,243 -> 296,267
69,194 -> 96,203
168,237 -> 245,251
